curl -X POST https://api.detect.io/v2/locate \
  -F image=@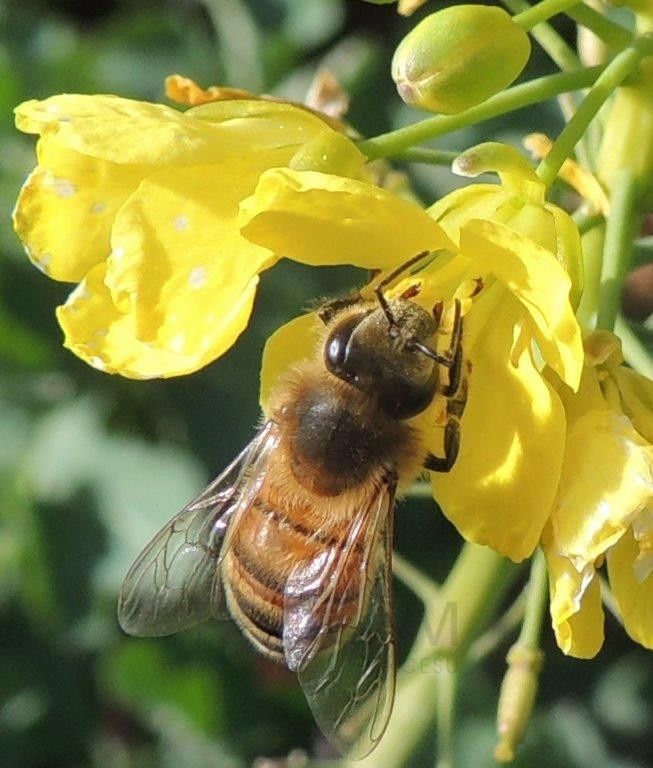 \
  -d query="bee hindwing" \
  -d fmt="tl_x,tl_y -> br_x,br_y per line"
118,421 -> 280,636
